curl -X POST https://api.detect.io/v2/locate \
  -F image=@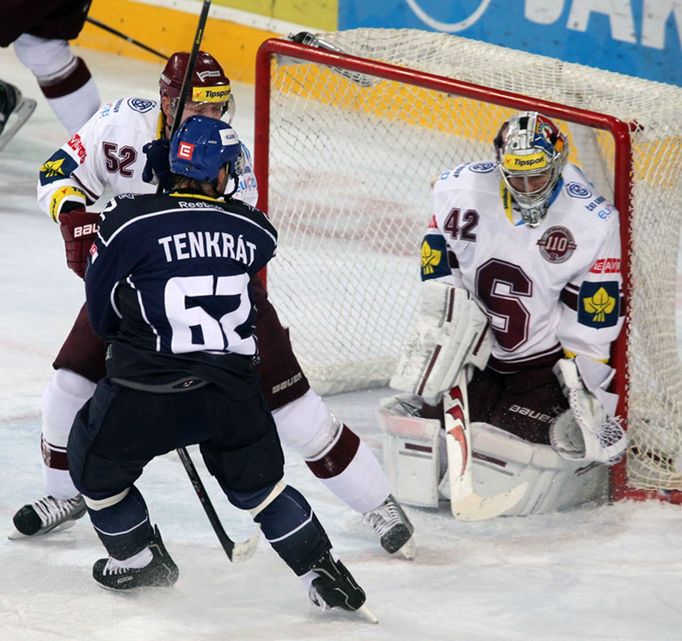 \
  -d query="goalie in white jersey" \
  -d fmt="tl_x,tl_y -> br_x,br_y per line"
12,51 -> 413,557
382,111 -> 627,517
